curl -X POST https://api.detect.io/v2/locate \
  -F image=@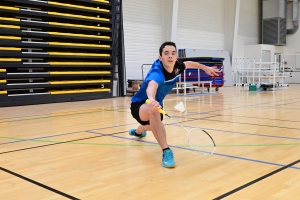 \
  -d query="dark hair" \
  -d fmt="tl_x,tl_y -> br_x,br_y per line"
159,42 -> 177,56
